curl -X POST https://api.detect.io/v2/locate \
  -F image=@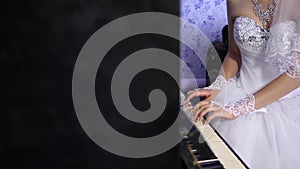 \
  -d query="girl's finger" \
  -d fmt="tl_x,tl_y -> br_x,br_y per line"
191,100 -> 210,113
184,89 -> 211,105
199,104 -> 223,121
193,104 -> 211,121
204,111 -> 221,125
